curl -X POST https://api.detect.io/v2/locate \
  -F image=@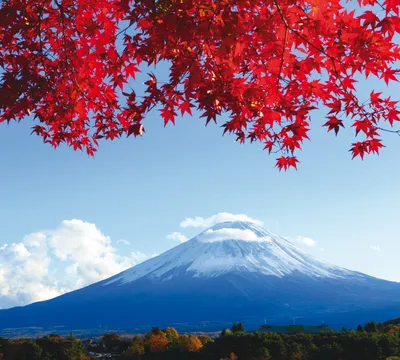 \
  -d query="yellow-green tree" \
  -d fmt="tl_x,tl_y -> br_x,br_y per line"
124,336 -> 145,356
198,335 -> 213,346
165,327 -> 179,341
221,329 -> 232,337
